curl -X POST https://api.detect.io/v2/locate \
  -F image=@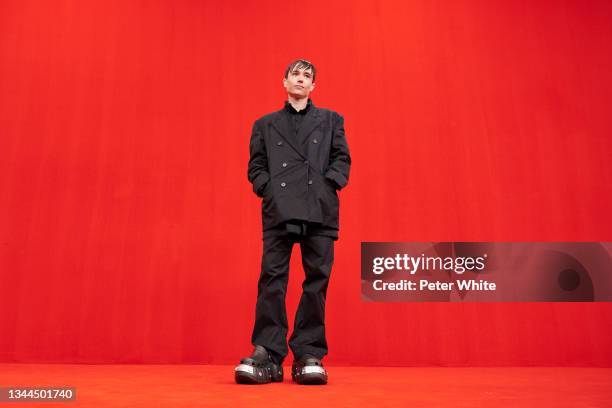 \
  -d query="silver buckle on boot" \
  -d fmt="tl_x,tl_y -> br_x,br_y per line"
302,366 -> 326,375
235,364 -> 255,374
